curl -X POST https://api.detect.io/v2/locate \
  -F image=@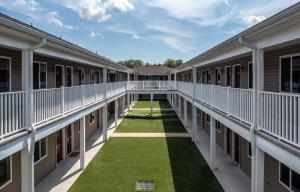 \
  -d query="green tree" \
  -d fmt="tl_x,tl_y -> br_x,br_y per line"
118,59 -> 143,68
163,59 -> 183,68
